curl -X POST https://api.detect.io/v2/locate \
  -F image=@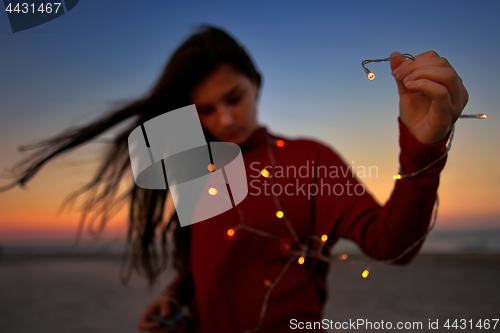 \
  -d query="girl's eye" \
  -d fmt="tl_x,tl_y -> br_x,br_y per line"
198,107 -> 214,116
227,94 -> 242,105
